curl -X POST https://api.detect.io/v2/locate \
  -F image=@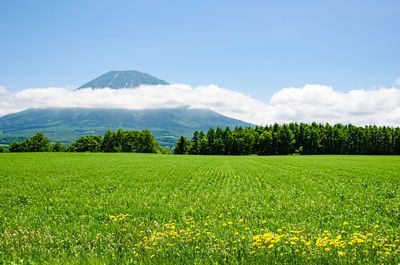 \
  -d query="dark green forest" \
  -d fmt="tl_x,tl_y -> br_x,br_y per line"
2,123 -> 400,155
174,123 -> 400,155
3,129 -> 170,154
